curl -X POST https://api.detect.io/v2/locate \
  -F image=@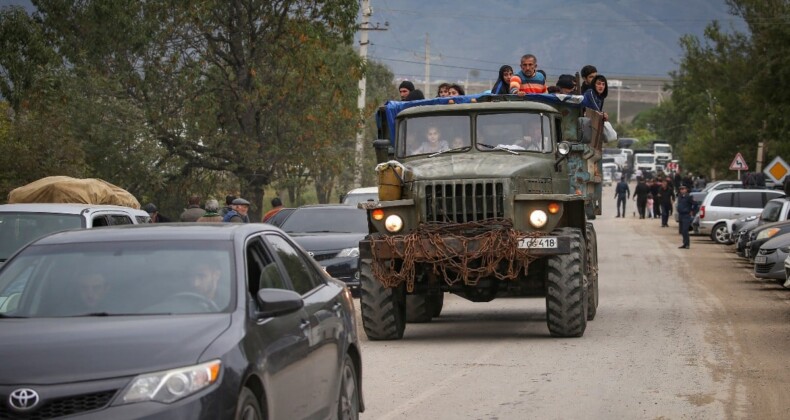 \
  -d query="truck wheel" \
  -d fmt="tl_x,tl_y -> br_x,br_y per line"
359,260 -> 406,340
585,223 -> 599,321
428,293 -> 444,318
405,294 -> 433,323
710,222 -> 729,244
545,227 -> 588,337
